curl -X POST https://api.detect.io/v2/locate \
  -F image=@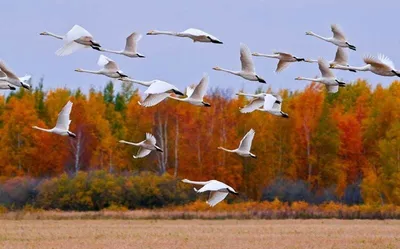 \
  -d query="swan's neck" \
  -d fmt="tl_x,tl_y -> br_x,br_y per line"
152,30 -> 179,36
119,140 -> 141,146
77,69 -> 102,75
43,32 -> 63,40
254,53 -> 279,59
340,64 -> 369,71
309,32 -> 330,42
99,48 -> 122,55
169,95 -> 185,101
305,59 -> 318,63
236,93 -> 259,97
130,79 -> 152,87
32,126 -> 53,133
217,68 -> 239,76
182,179 -> 210,185
297,77 -> 320,82
218,146 -> 236,153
